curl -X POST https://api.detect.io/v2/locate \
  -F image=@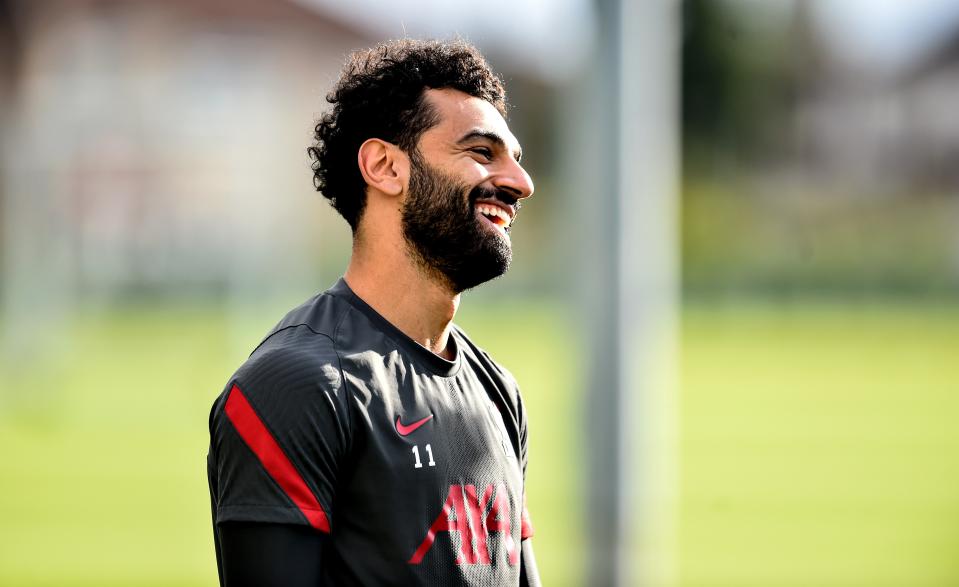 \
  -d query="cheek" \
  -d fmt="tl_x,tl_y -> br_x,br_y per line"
451,158 -> 491,182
